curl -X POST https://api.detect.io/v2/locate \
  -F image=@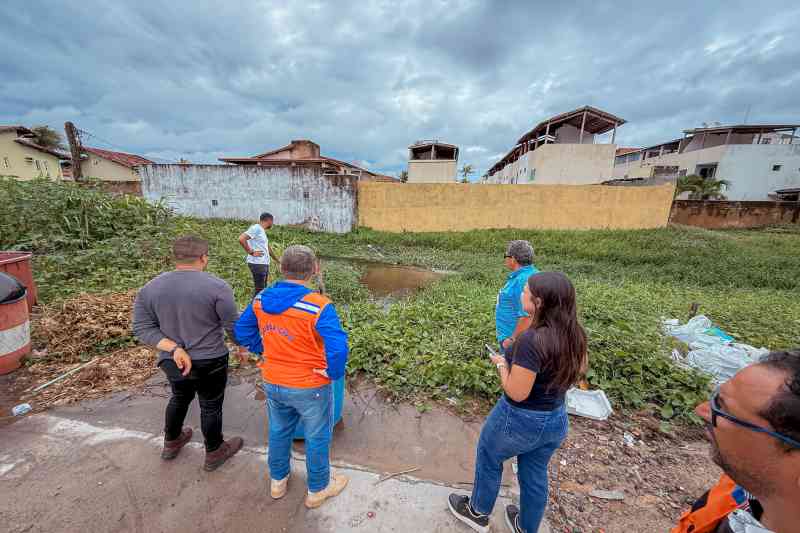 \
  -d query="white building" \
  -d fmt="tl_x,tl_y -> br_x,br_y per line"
407,140 -> 459,183
484,106 -> 625,185
612,124 -> 800,200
